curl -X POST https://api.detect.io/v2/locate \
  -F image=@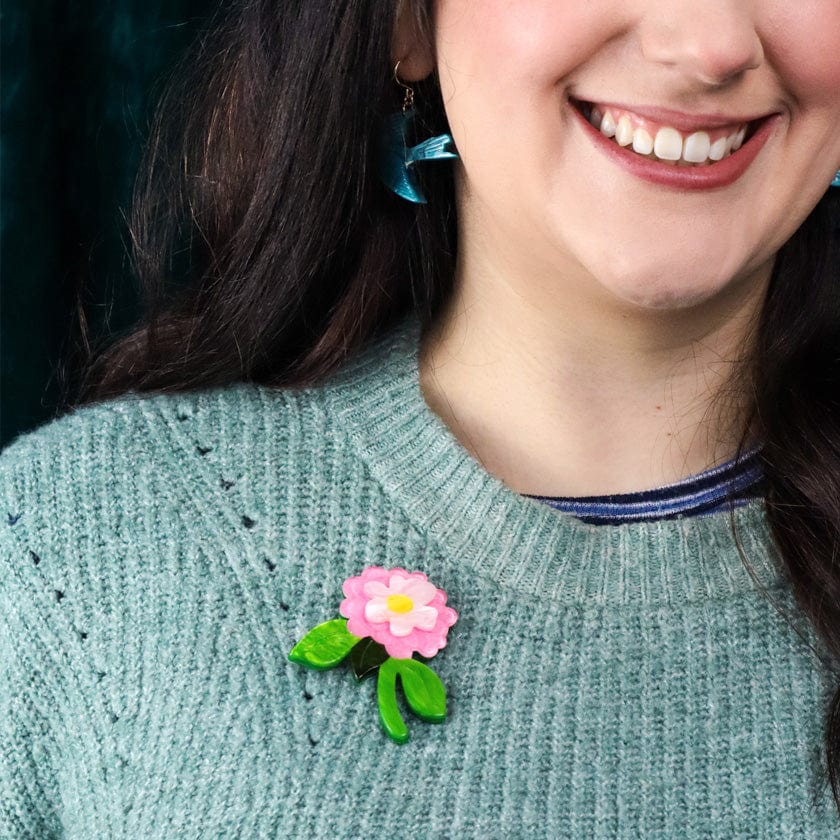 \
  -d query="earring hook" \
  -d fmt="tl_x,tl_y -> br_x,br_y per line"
393,60 -> 415,113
